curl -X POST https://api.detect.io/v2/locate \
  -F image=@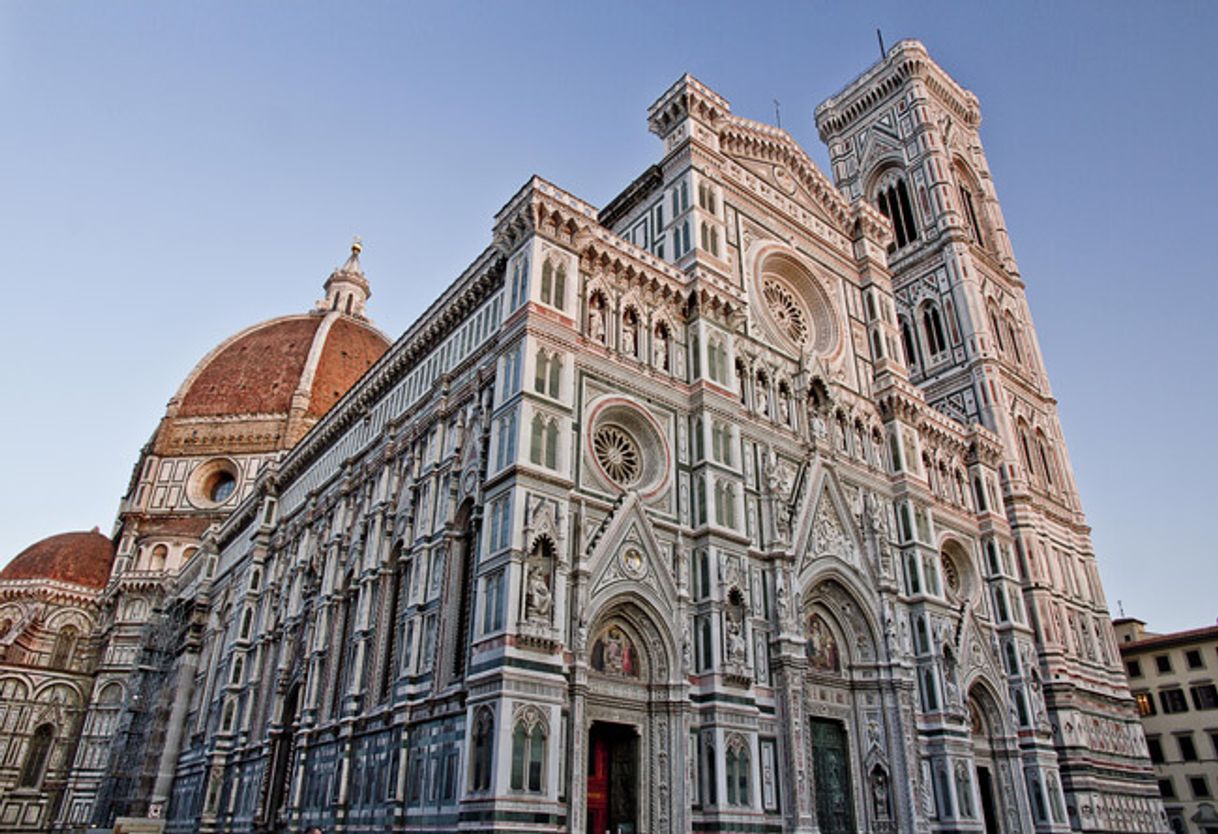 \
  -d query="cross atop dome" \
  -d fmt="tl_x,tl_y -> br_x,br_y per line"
318,236 -> 371,318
